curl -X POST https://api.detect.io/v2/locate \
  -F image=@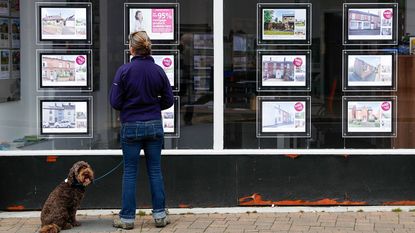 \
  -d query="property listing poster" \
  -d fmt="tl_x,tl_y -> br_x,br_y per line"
347,101 -> 392,133
41,7 -> 87,40
41,54 -> 88,87
162,103 -> 175,133
347,55 -> 393,87
153,55 -> 174,87
10,50 -> 19,79
348,8 -> 393,41
0,1 -> 8,16
9,0 -> 19,17
41,101 -> 88,134
262,8 -> 307,40
410,37 -> 415,55
11,18 -> 19,48
262,101 -> 306,133
262,55 -> 306,87
129,8 -> 174,40
0,18 -> 9,48
0,49 -> 9,79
